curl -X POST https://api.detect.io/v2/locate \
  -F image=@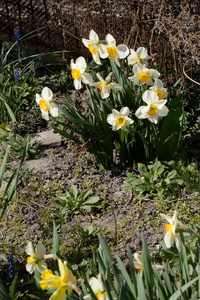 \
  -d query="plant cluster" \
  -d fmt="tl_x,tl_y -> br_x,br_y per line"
36,29 -> 183,169
54,185 -> 100,217
1,212 -> 200,300
123,160 -> 183,199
